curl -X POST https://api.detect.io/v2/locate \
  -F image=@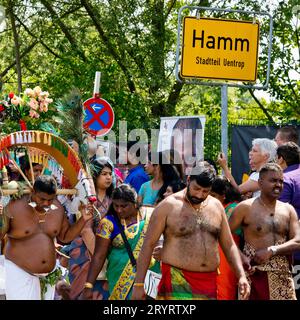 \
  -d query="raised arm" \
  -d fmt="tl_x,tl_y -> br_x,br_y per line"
217,153 -> 259,194
58,203 -> 93,243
